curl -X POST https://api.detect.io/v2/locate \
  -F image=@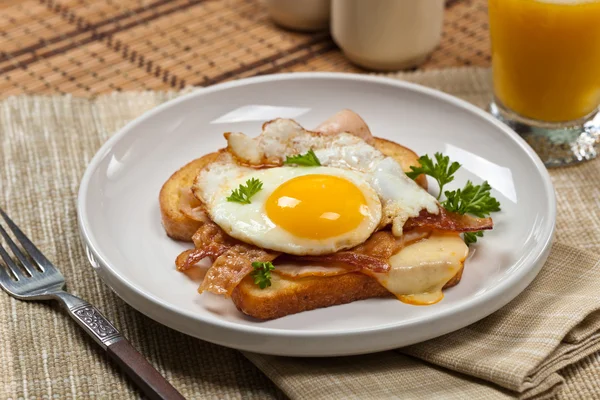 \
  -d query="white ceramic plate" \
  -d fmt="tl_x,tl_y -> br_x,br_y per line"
78,73 -> 555,356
